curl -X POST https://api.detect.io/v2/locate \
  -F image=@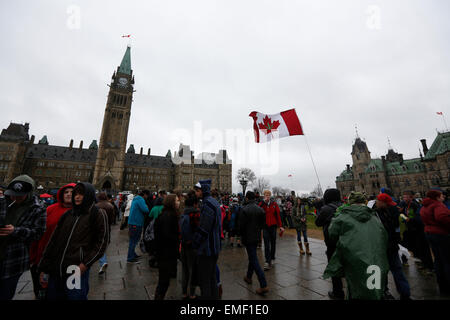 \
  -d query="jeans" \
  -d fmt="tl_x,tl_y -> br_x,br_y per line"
246,244 -> 267,288
181,245 -> 197,296
0,273 -> 22,300
127,225 -> 142,261
296,228 -> 308,243
197,255 -> 219,300
99,253 -> 107,266
387,250 -> 411,298
46,269 -> 90,300
286,215 -> 294,228
426,233 -> 450,294
263,225 -> 277,263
